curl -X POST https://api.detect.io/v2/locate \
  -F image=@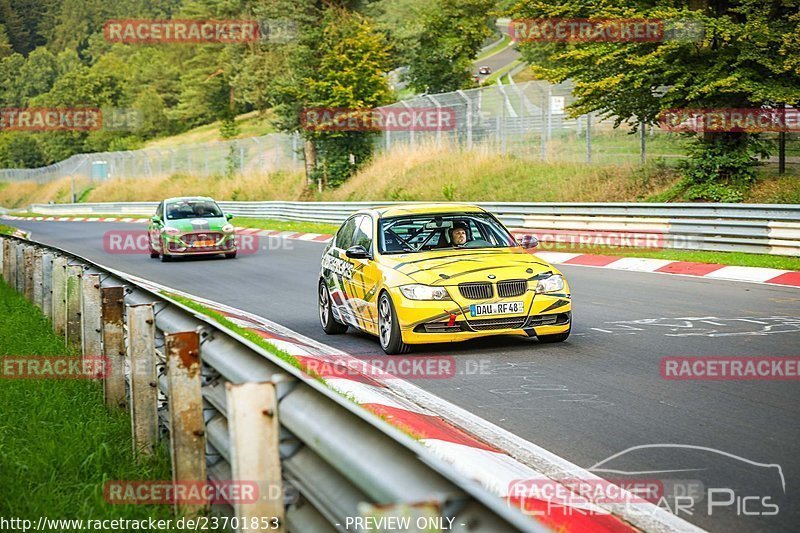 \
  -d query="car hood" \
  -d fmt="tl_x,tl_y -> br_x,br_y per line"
164,217 -> 227,232
380,247 -> 559,286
